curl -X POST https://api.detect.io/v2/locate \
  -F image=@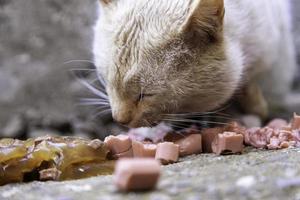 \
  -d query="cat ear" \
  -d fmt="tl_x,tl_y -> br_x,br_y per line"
180,0 -> 225,41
